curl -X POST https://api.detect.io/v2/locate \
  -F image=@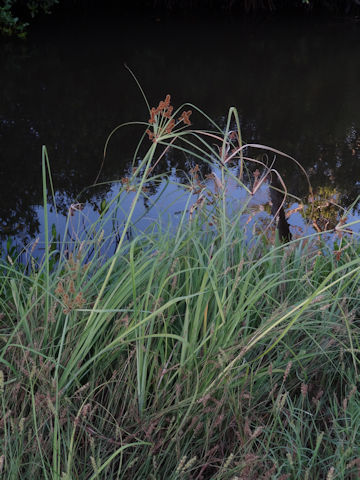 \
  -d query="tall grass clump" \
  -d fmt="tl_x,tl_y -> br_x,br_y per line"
1,95 -> 360,480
